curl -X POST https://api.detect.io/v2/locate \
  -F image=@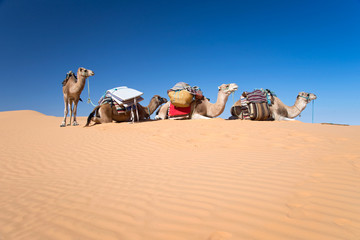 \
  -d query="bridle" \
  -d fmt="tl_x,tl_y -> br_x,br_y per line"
298,94 -> 310,103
